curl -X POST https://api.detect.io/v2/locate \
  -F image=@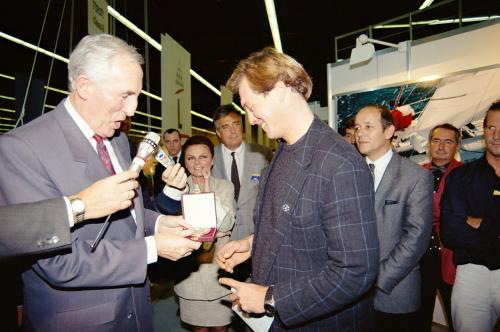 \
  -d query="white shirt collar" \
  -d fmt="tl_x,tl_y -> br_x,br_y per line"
222,142 -> 244,156
366,148 -> 393,191
170,151 -> 181,160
